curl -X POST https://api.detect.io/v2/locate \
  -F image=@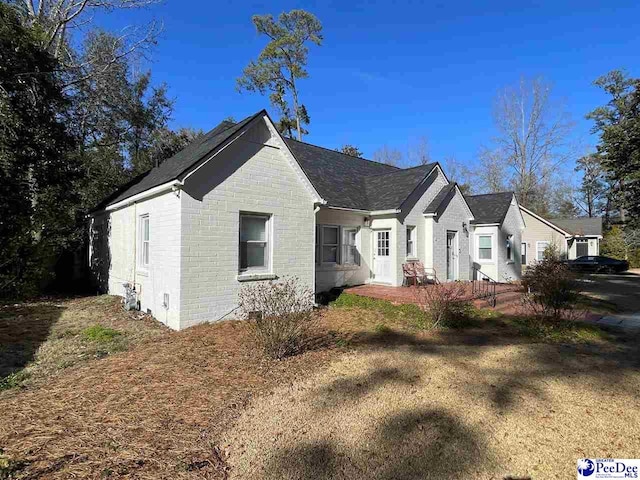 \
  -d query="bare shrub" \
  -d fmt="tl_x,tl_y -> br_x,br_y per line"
413,282 -> 471,329
521,244 -> 579,319
237,277 -> 316,359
